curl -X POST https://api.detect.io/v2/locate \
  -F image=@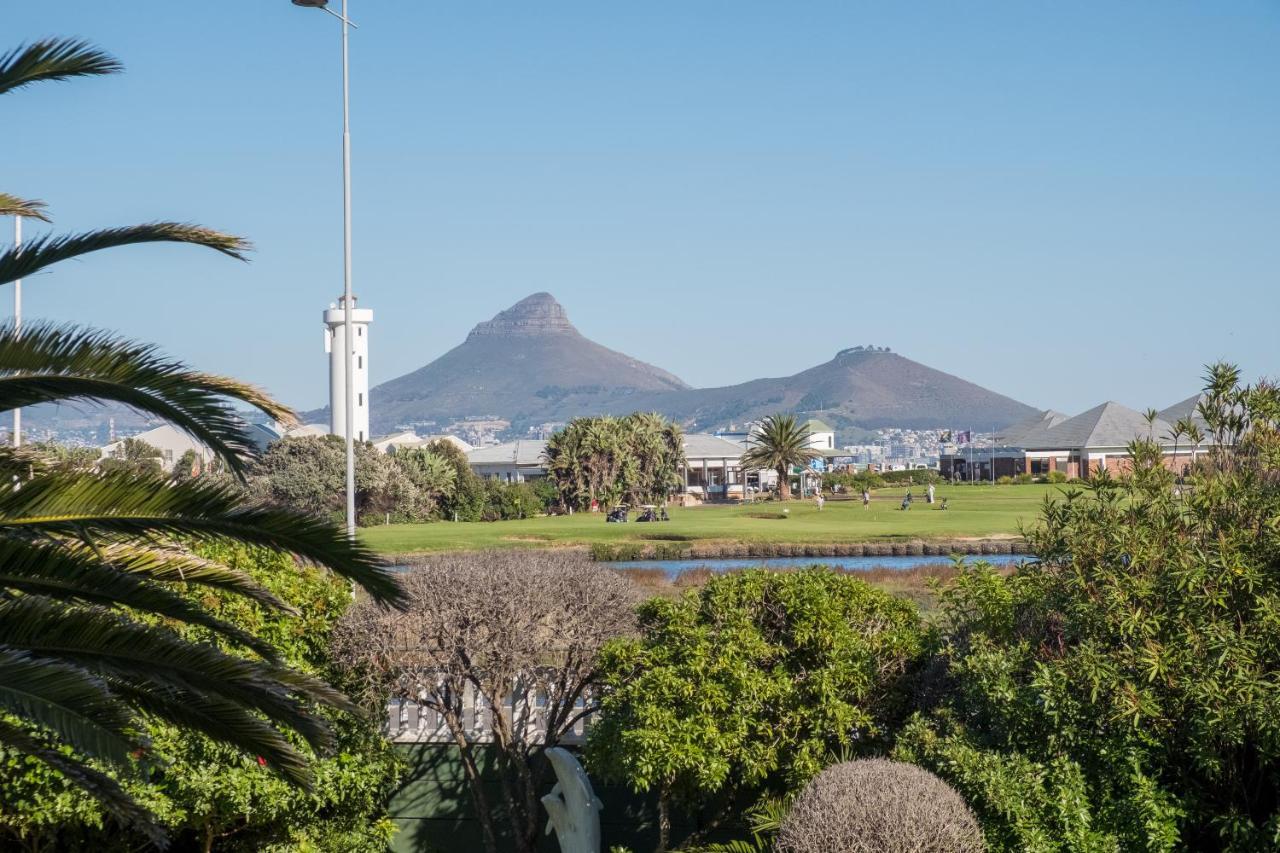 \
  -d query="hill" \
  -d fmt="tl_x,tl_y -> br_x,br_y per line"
353,293 -> 690,433
624,346 -> 1038,434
